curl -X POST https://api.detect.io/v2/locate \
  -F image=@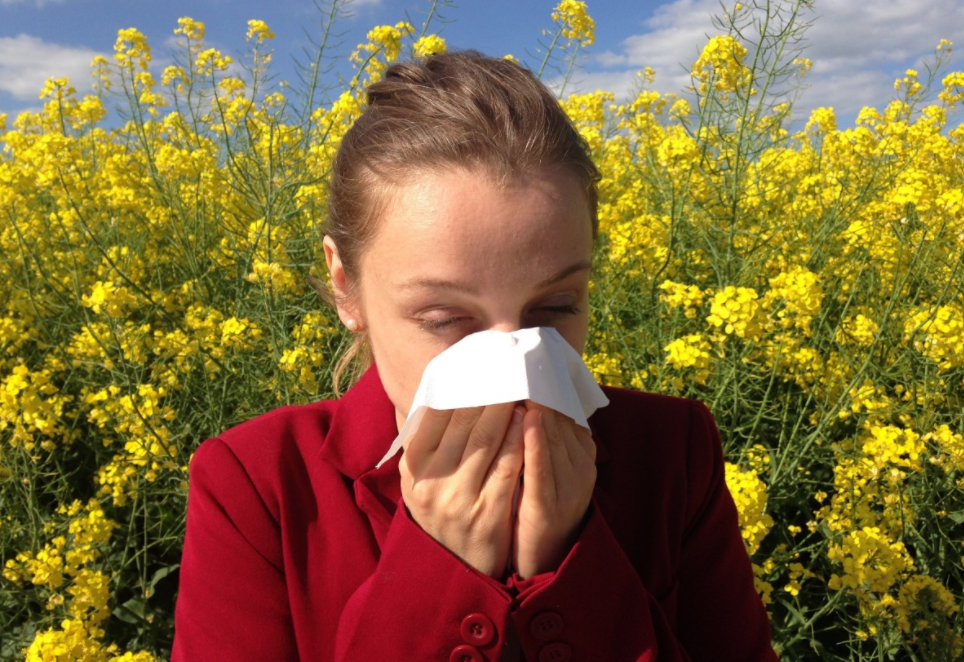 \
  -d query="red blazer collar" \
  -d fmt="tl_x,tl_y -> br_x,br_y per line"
318,363 -> 400,481
318,362 -> 611,482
